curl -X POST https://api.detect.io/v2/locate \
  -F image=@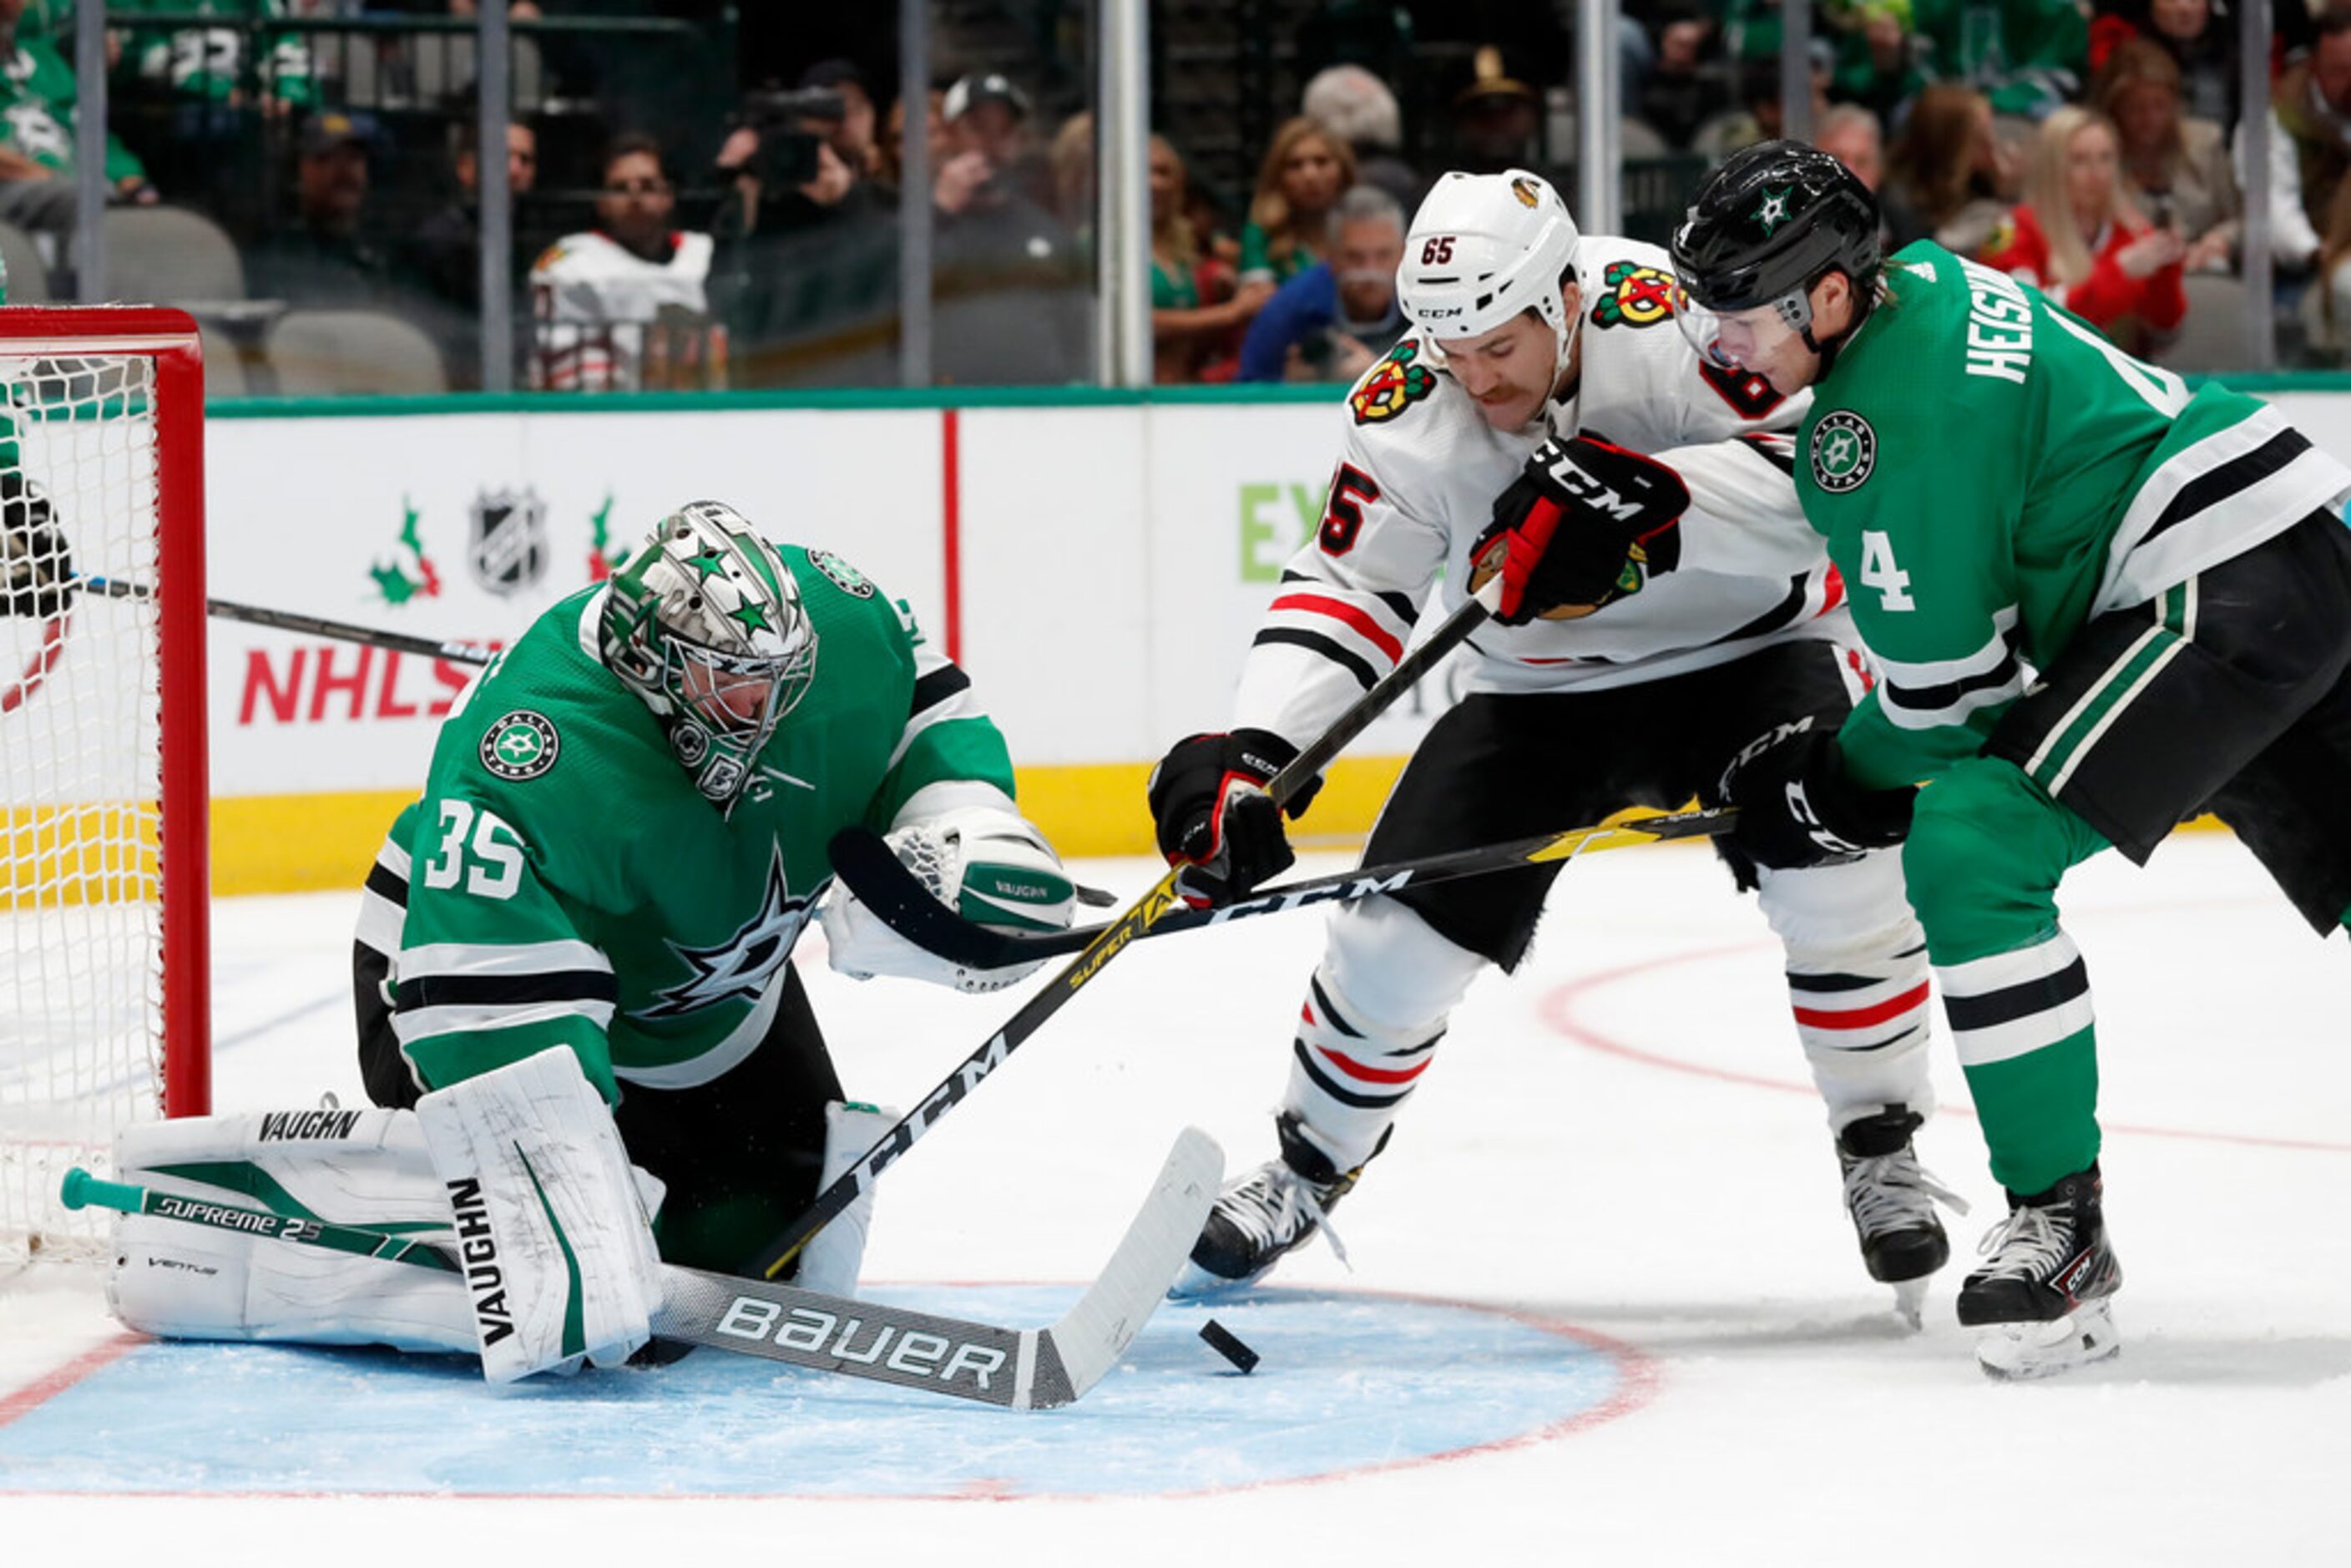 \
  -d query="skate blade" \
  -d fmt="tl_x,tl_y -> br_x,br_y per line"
1166,1257 -> 1269,1302
1974,1299 -> 2121,1380
1892,1277 -> 1928,1331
